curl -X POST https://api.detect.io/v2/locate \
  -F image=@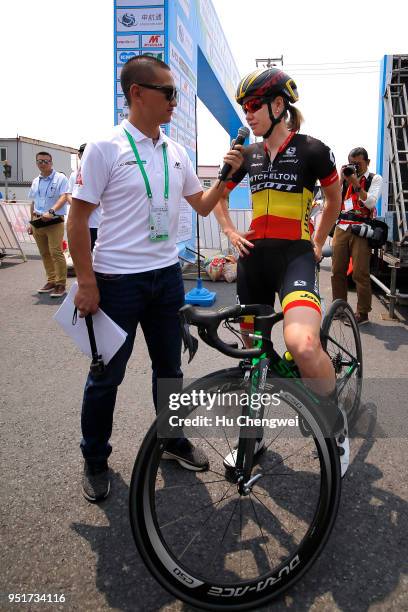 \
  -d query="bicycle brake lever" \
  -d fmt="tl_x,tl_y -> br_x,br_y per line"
181,322 -> 199,363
